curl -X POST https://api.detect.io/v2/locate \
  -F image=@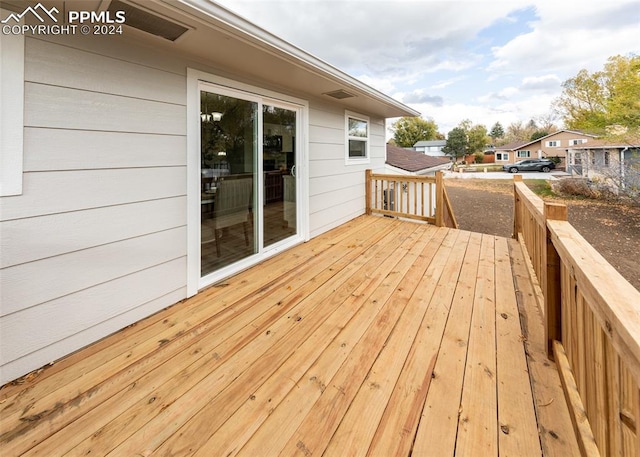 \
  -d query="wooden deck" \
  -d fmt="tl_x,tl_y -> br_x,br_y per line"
0,216 -> 581,456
